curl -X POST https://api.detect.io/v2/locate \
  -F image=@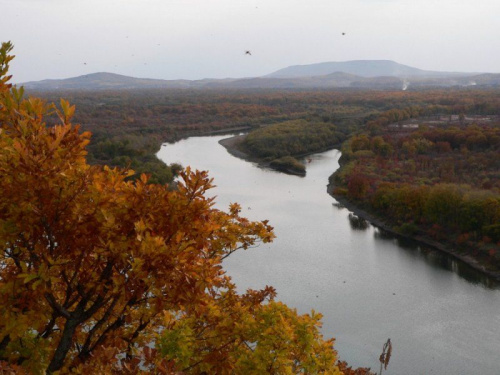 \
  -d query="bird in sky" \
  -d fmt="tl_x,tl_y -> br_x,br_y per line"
245,50 -> 252,56
342,32 -> 346,35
